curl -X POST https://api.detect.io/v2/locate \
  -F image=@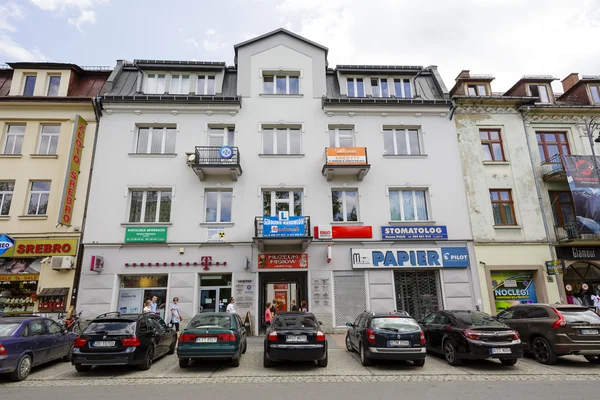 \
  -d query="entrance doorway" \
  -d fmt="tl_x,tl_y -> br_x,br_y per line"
198,274 -> 232,313
394,270 -> 441,321
259,271 -> 307,331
